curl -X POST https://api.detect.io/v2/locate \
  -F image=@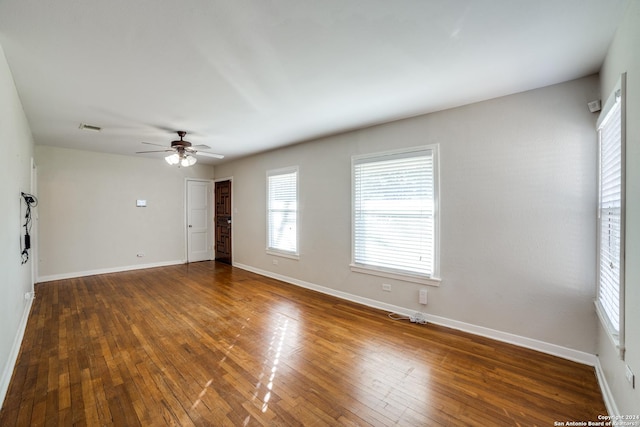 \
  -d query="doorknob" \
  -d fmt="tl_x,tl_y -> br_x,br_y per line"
188,225 -> 193,228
